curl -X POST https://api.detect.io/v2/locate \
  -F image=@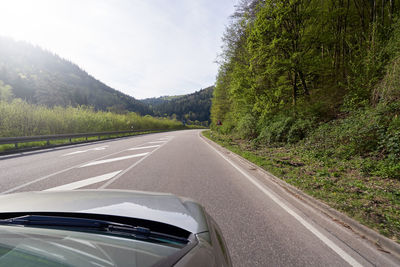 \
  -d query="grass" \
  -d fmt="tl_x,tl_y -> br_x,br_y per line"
203,130 -> 400,243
